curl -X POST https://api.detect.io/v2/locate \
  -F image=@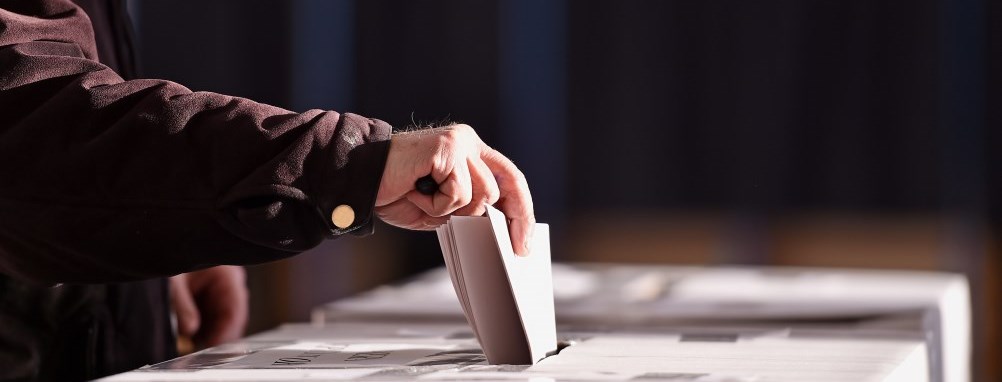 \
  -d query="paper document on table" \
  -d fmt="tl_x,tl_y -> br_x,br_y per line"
435,205 -> 557,364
